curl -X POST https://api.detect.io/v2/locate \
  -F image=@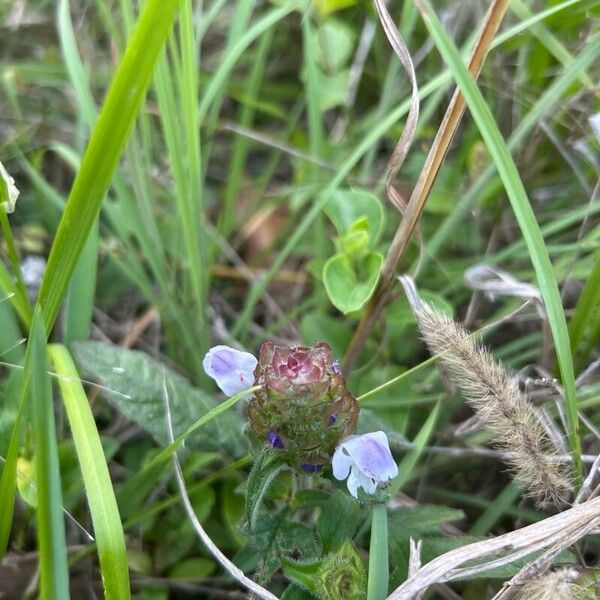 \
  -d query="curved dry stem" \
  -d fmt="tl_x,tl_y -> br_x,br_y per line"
388,497 -> 600,599
161,370 -> 278,600
344,0 -> 510,372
